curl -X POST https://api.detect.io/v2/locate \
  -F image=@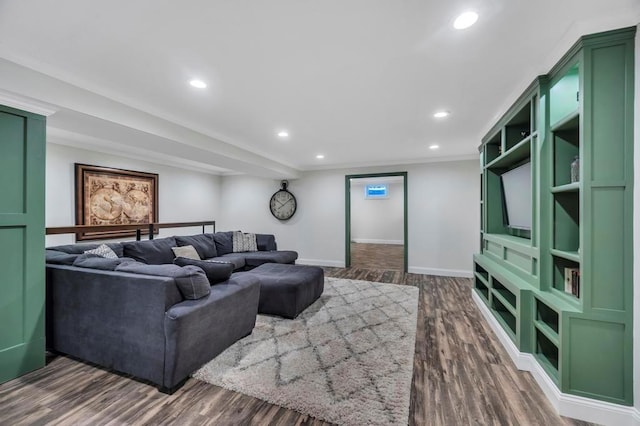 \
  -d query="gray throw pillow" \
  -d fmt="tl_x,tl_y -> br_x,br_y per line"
174,257 -> 234,285
115,262 -> 210,300
213,231 -> 234,255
